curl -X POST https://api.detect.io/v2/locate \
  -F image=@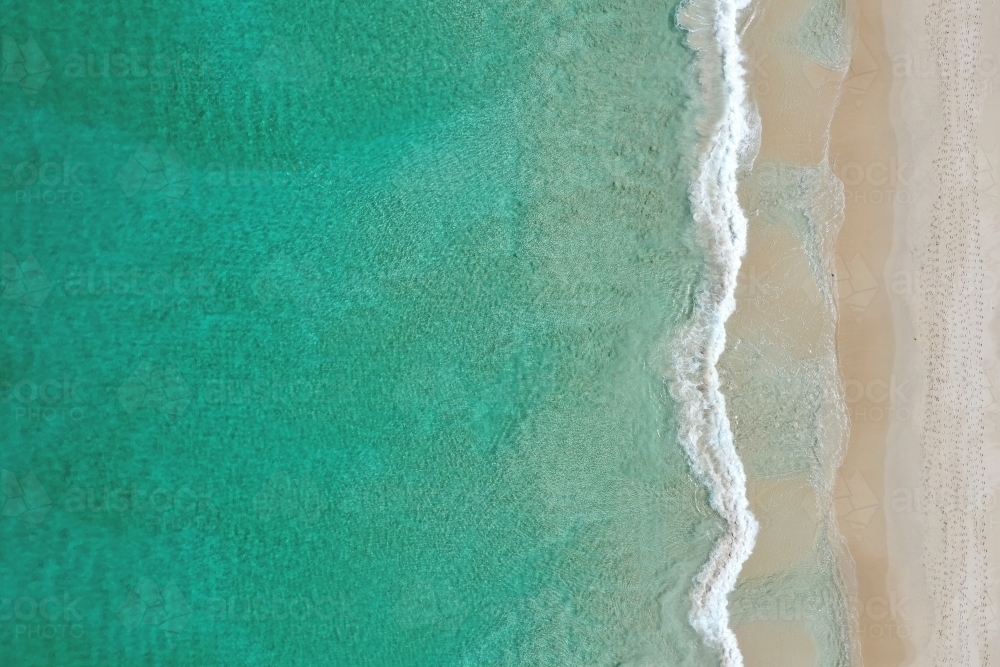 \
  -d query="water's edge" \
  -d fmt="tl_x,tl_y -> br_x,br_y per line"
669,0 -> 760,664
